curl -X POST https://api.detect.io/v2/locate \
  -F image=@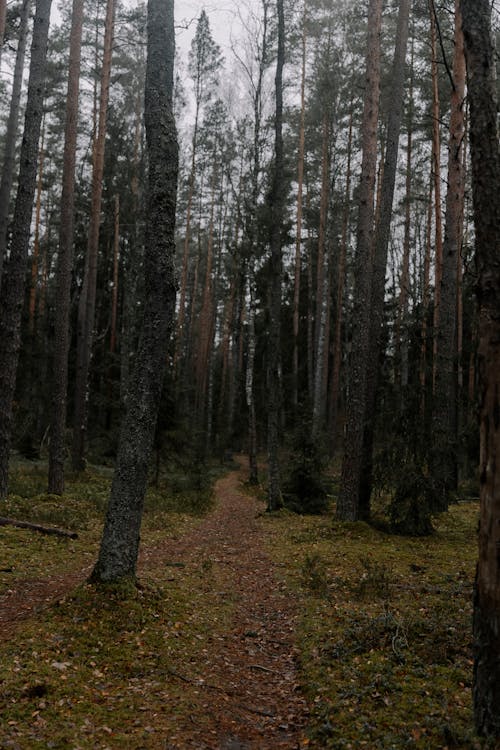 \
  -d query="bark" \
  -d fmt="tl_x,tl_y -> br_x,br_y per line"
292,0 -> 307,413
329,105 -> 353,455
0,0 -> 31,285
337,0 -> 383,521
28,119 -> 46,335
419,167 -> 433,417
72,0 -> 116,471
431,0 -> 466,503
395,35 -> 414,393
358,0 -> 411,518
430,3 -> 444,390
91,0 -> 178,583
0,0 -> 6,63
460,0 -> 500,736
266,0 -> 285,512
246,272 -> 258,484
47,0 -> 85,494
0,0 -> 52,499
